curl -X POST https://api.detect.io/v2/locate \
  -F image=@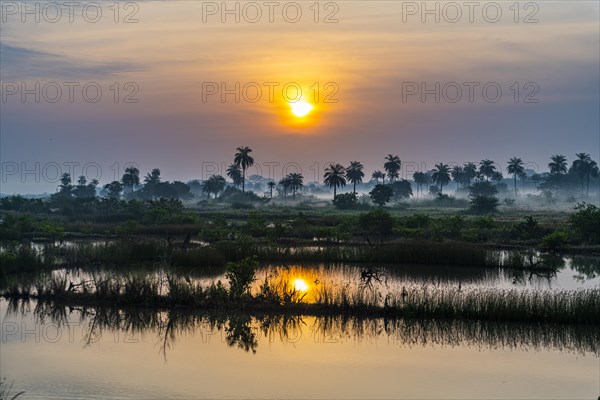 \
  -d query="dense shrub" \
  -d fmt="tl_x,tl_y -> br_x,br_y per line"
332,193 -> 358,209
358,208 -> 394,243
541,231 -> 569,252
469,195 -> 499,214
226,256 -> 258,299
369,184 -> 393,206
569,203 -> 600,244
143,198 -> 198,224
